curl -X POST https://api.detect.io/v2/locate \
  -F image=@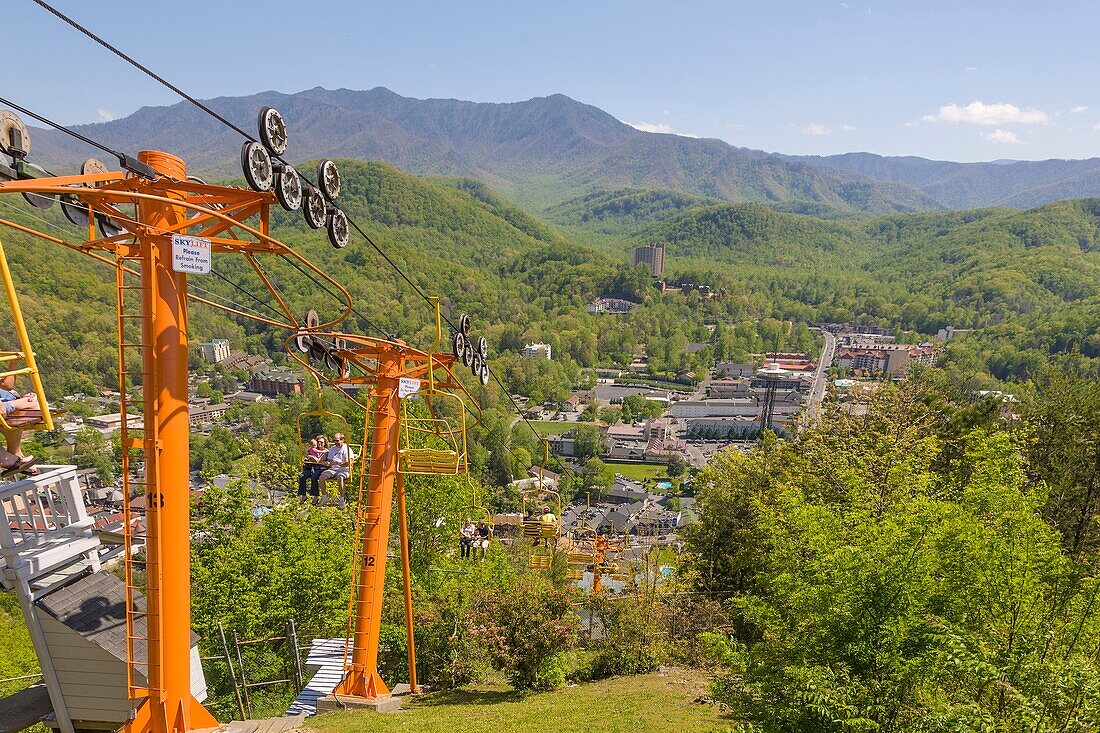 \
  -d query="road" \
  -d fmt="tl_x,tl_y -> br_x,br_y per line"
807,329 -> 836,420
